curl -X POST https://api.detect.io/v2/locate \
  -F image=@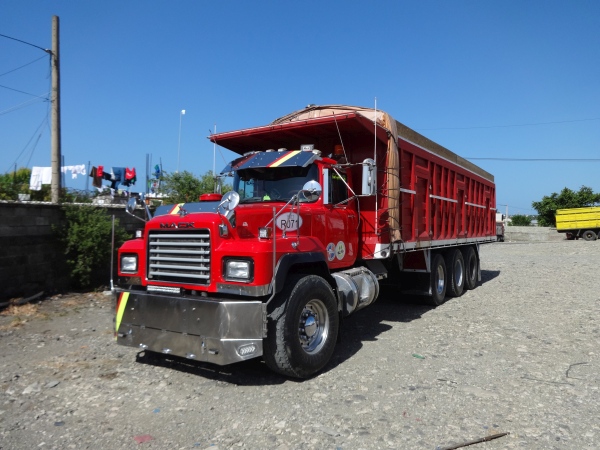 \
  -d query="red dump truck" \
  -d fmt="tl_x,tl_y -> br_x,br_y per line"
115,105 -> 497,378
